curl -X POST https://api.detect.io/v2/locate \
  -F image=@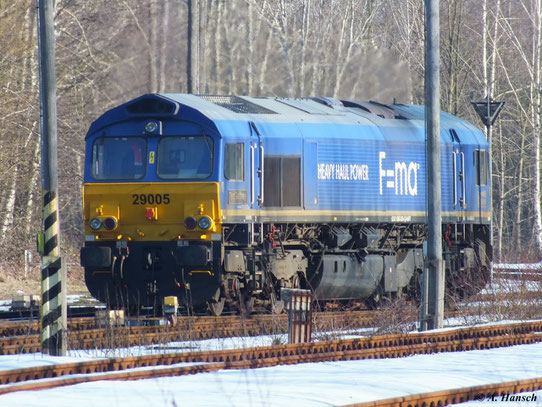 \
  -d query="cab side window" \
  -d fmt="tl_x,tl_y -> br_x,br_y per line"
225,143 -> 244,181
475,150 -> 489,186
